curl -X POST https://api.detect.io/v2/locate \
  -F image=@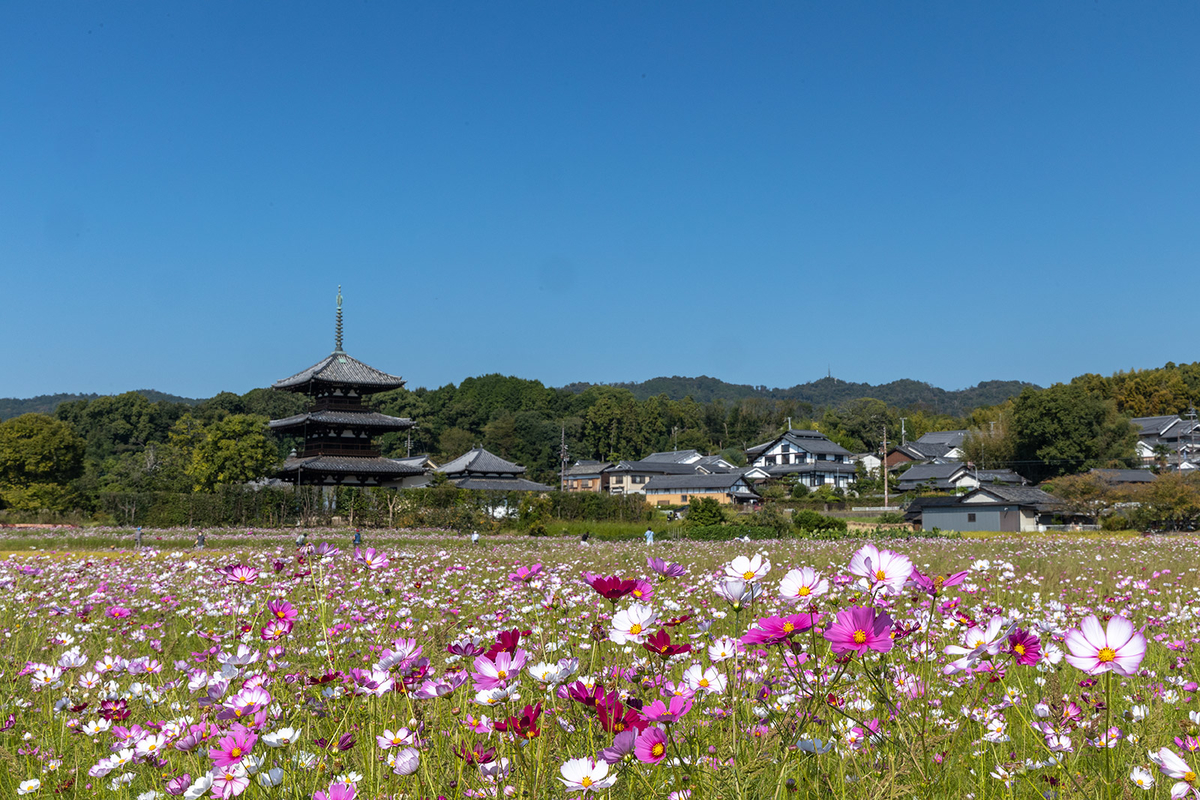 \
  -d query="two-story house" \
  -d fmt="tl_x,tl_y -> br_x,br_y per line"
744,429 -> 857,489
